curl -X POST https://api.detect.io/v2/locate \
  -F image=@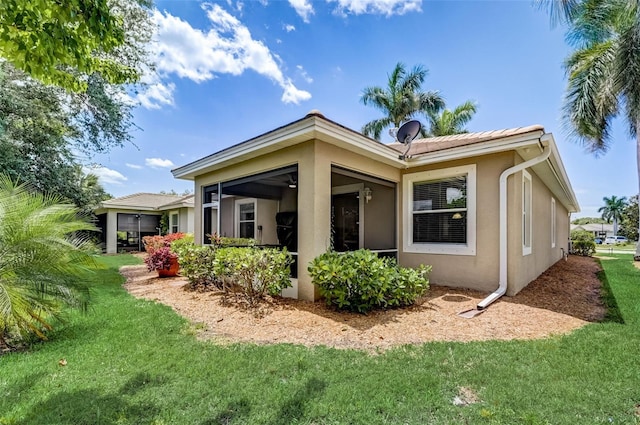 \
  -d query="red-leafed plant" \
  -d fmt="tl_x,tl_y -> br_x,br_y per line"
144,246 -> 178,272
142,233 -> 185,272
